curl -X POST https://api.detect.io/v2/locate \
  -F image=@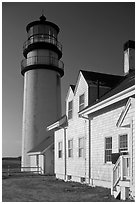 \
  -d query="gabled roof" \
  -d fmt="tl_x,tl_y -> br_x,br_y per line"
80,70 -> 123,87
27,136 -> 54,155
66,85 -> 75,101
79,70 -> 135,116
70,85 -> 75,92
